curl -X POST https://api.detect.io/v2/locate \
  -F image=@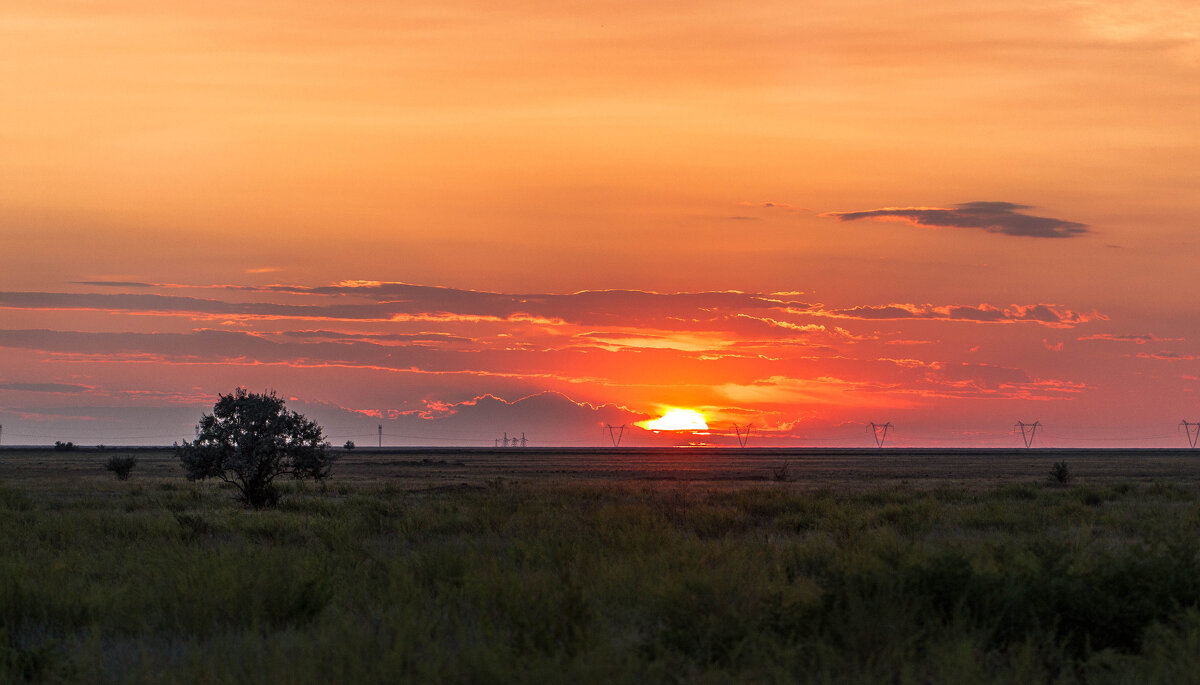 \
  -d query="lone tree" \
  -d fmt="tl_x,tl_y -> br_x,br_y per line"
177,388 -> 335,507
